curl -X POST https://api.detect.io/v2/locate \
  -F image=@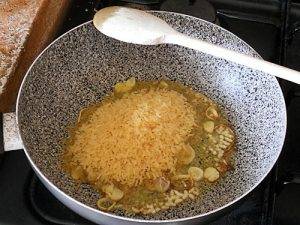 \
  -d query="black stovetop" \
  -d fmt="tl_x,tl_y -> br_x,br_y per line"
1,0 -> 300,224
